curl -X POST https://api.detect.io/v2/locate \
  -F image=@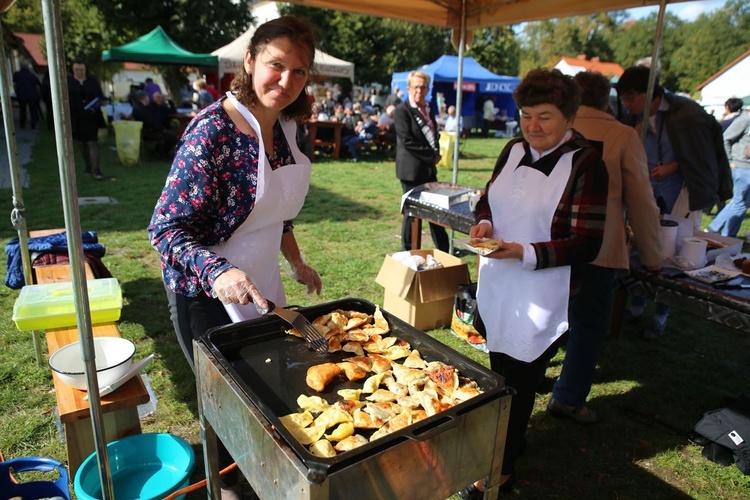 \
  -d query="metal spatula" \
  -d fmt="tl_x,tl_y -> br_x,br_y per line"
267,301 -> 328,354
